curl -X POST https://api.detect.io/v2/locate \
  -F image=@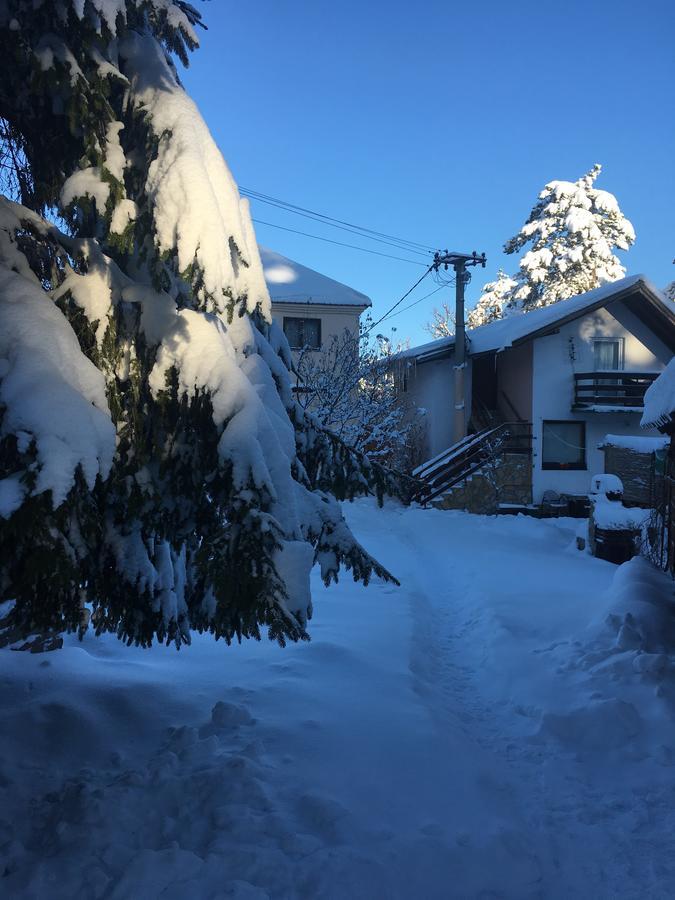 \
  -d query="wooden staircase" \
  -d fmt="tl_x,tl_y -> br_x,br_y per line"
413,422 -> 533,509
